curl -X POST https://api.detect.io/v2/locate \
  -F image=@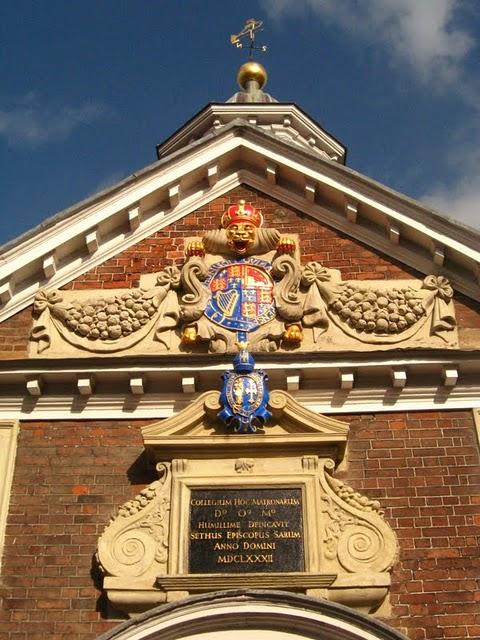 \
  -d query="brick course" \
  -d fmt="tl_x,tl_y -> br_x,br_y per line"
63,186 -> 424,290
339,410 -> 480,640
0,309 -> 30,360
0,410 -> 479,639
0,419 -> 149,640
